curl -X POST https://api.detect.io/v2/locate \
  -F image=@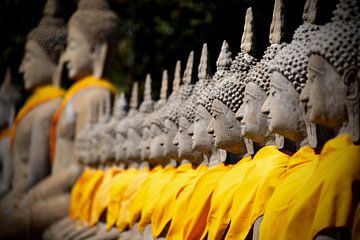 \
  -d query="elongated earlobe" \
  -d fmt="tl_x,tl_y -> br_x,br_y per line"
93,42 -> 108,79
343,67 -> 360,142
